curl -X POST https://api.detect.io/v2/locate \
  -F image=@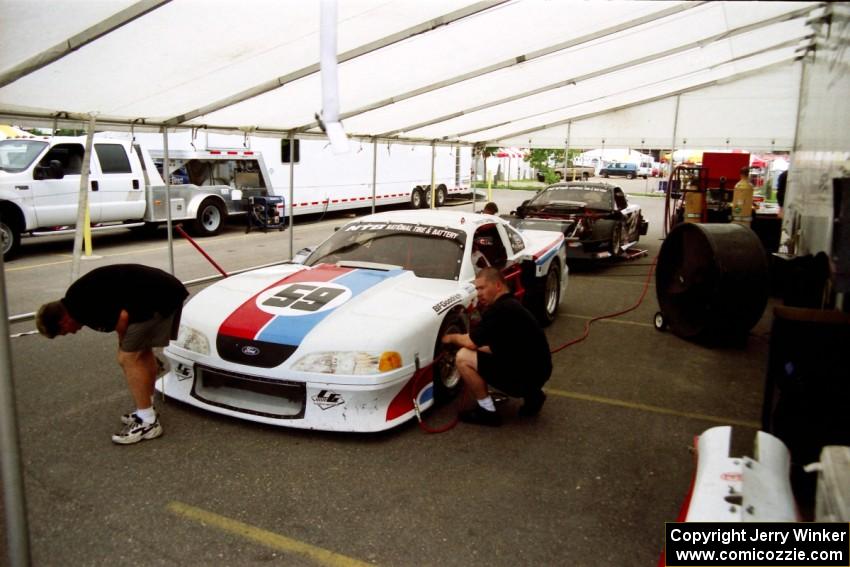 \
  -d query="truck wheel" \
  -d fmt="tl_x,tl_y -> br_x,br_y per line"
526,262 -> 561,327
433,312 -> 467,403
409,187 -> 424,209
628,173 -> 636,179
0,216 -> 21,260
193,199 -> 225,236
435,185 -> 447,207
